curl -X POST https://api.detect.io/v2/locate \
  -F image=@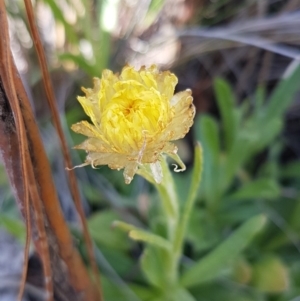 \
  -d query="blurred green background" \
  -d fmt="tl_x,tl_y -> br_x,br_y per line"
1,0 -> 300,300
